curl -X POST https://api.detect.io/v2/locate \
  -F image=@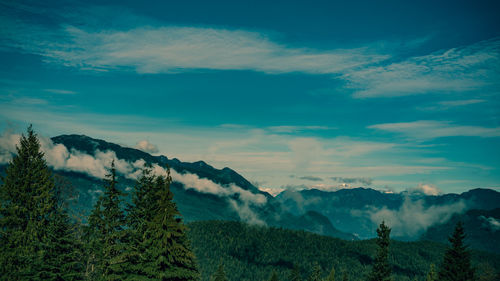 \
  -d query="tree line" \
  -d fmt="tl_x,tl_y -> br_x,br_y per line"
0,127 -> 484,281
